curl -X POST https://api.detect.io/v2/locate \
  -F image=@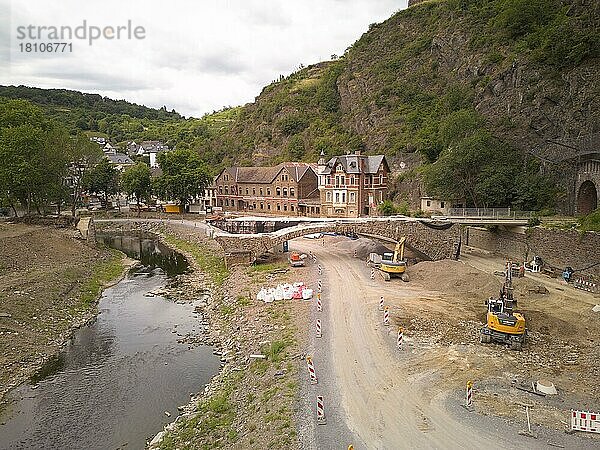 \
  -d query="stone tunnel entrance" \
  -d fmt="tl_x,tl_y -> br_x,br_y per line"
577,180 -> 598,215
